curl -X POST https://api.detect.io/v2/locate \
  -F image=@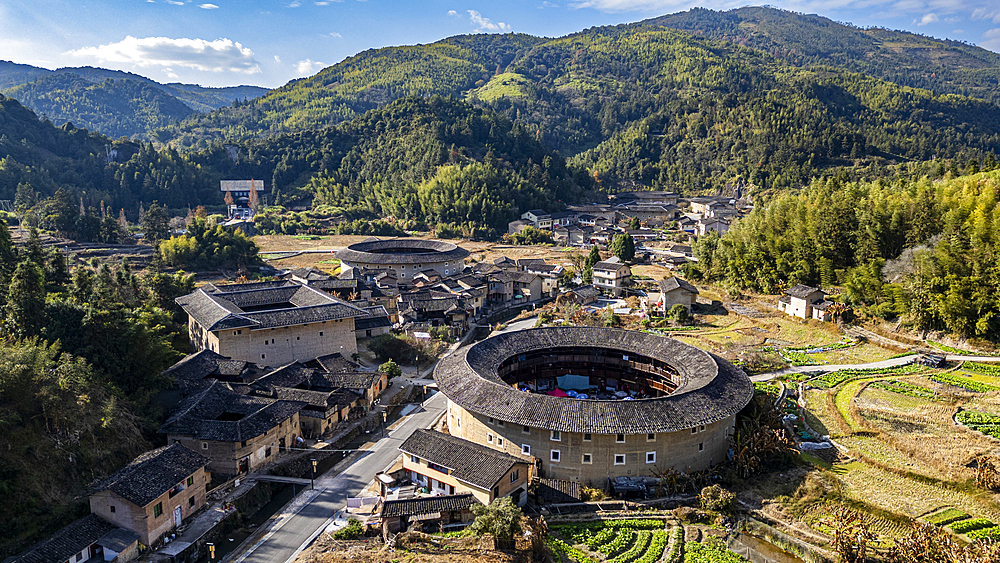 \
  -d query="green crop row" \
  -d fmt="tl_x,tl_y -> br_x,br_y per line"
609,530 -> 652,563
547,538 -> 597,563
870,380 -> 936,399
664,526 -> 685,563
960,361 -> 1000,375
949,518 -> 995,533
813,364 -> 923,388
634,530 -> 670,563
782,350 -> 818,366
967,526 -> 1000,540
956,410 -> 1000,425
683,539 -> 748,563
754,382 -> 781,396
600,530 -> 635,556
924,508 -> 969,526
931,373 -> 998,392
